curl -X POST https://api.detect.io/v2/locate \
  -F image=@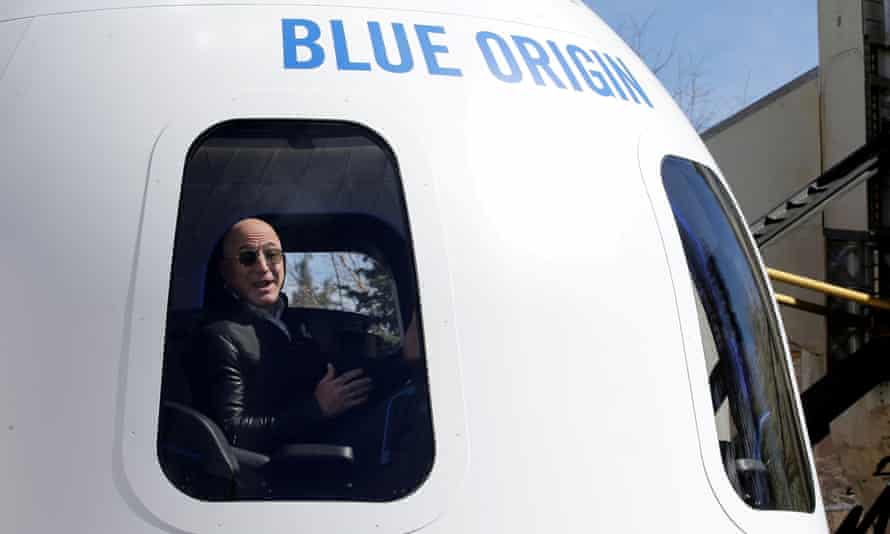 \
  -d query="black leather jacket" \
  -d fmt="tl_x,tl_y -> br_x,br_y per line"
190,294 -> 331,453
